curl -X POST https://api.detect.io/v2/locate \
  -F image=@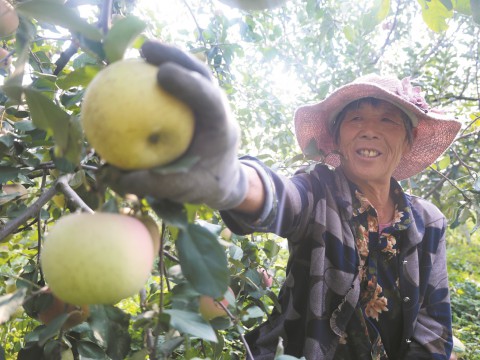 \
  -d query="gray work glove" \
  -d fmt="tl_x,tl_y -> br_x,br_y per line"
101,40 -> 248,210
